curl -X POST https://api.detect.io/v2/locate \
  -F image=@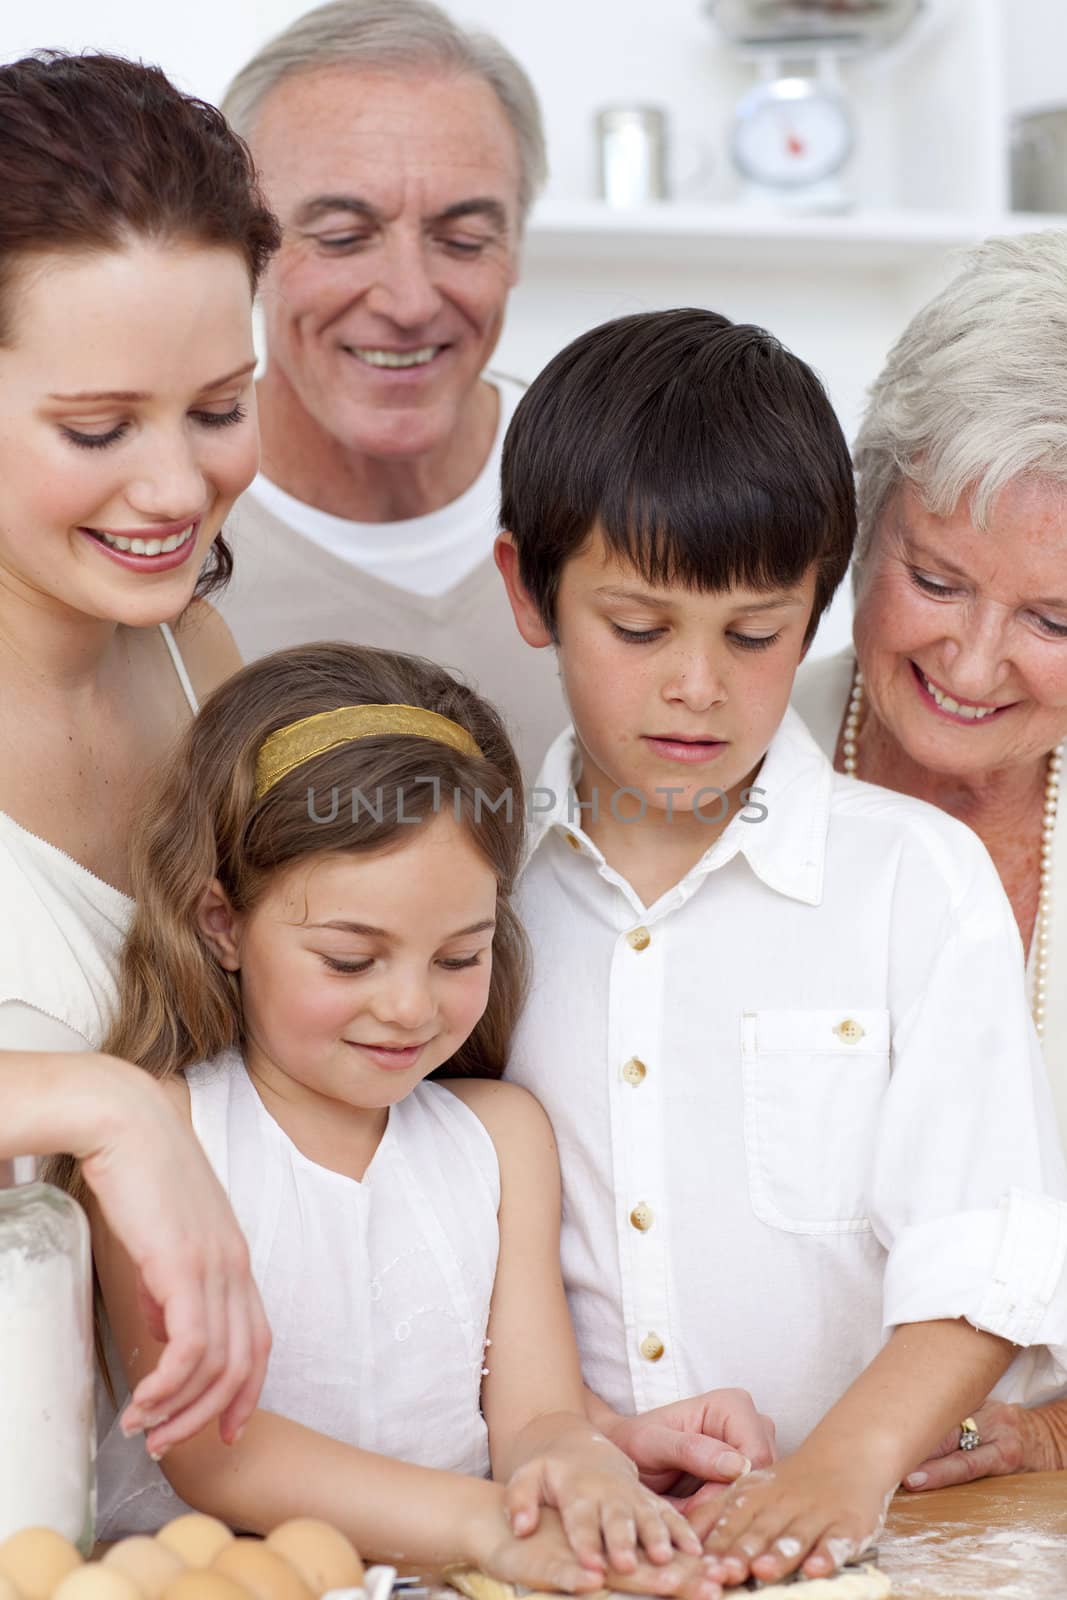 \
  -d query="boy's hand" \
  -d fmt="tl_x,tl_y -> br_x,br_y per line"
696,1450 -> 887,1587
504,1433 -> 704,1574
471,1503 -> 723,1600
607,1389 -> 776,1499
